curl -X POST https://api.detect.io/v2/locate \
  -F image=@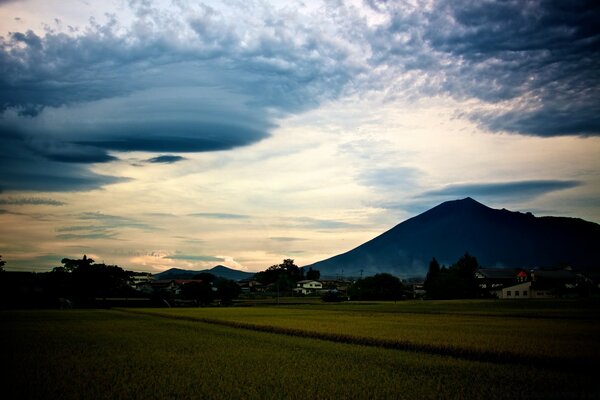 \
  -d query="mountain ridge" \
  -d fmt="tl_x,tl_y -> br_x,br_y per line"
154,265 -> 254,281
303,198 -> 600,278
